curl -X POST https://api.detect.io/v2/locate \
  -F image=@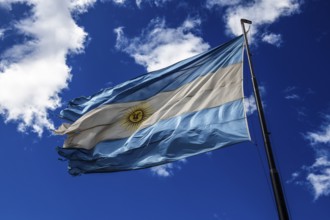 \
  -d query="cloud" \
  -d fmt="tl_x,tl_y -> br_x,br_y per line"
306,122 -> 330,146
206,0 -> 241,8
150,159 -> 187,177
114,17 -> 210,72
69,0 -> 97,13
135,0 -> 141,7
306,157 -> 330,199
262,33 -> 283,47
244,85 -> 266,116
207,0 -> 301,45
291,115 -> 330,199
0,28 -> 5,39
0,0 -> 92,136
114,26 -> 124,42
135,0 -> 172,8
291,156 -> 330,200
110,0 -> 126,5
150,163 -> 174,177
284,86 -> 296,93
244,94 -> 257,116
224,0 -> 301,36
283,86 -> 303,100
285,94 -> 301,100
